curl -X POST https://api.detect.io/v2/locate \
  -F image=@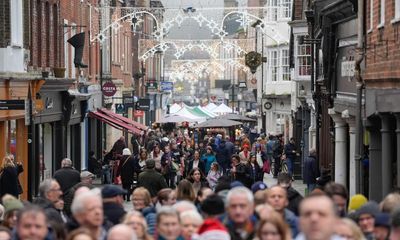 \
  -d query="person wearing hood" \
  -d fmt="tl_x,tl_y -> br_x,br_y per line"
277,173 -> 303,216
116,148 -> 135,201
